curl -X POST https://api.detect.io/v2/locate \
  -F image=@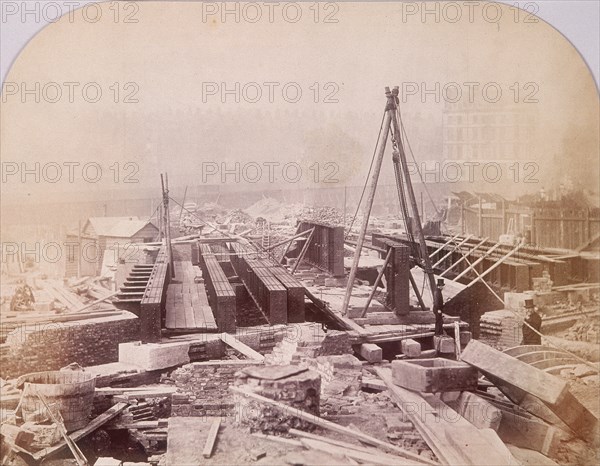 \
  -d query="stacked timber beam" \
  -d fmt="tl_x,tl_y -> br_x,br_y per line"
198,244 -> 236,332
296,221 -> 345,277
256,258 -> 306,323
378,238 -> 411,315
229,243 -> 287,324
140,248 -> 171,343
